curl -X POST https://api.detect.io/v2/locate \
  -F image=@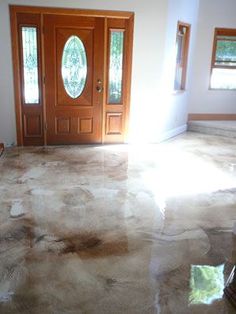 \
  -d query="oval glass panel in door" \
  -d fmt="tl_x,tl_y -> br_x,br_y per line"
61,36 -> 87,99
